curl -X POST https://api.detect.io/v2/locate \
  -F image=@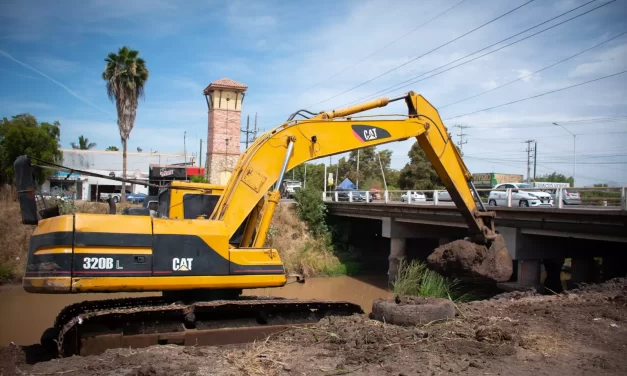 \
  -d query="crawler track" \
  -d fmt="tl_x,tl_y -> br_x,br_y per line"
49,296 -> 363,357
